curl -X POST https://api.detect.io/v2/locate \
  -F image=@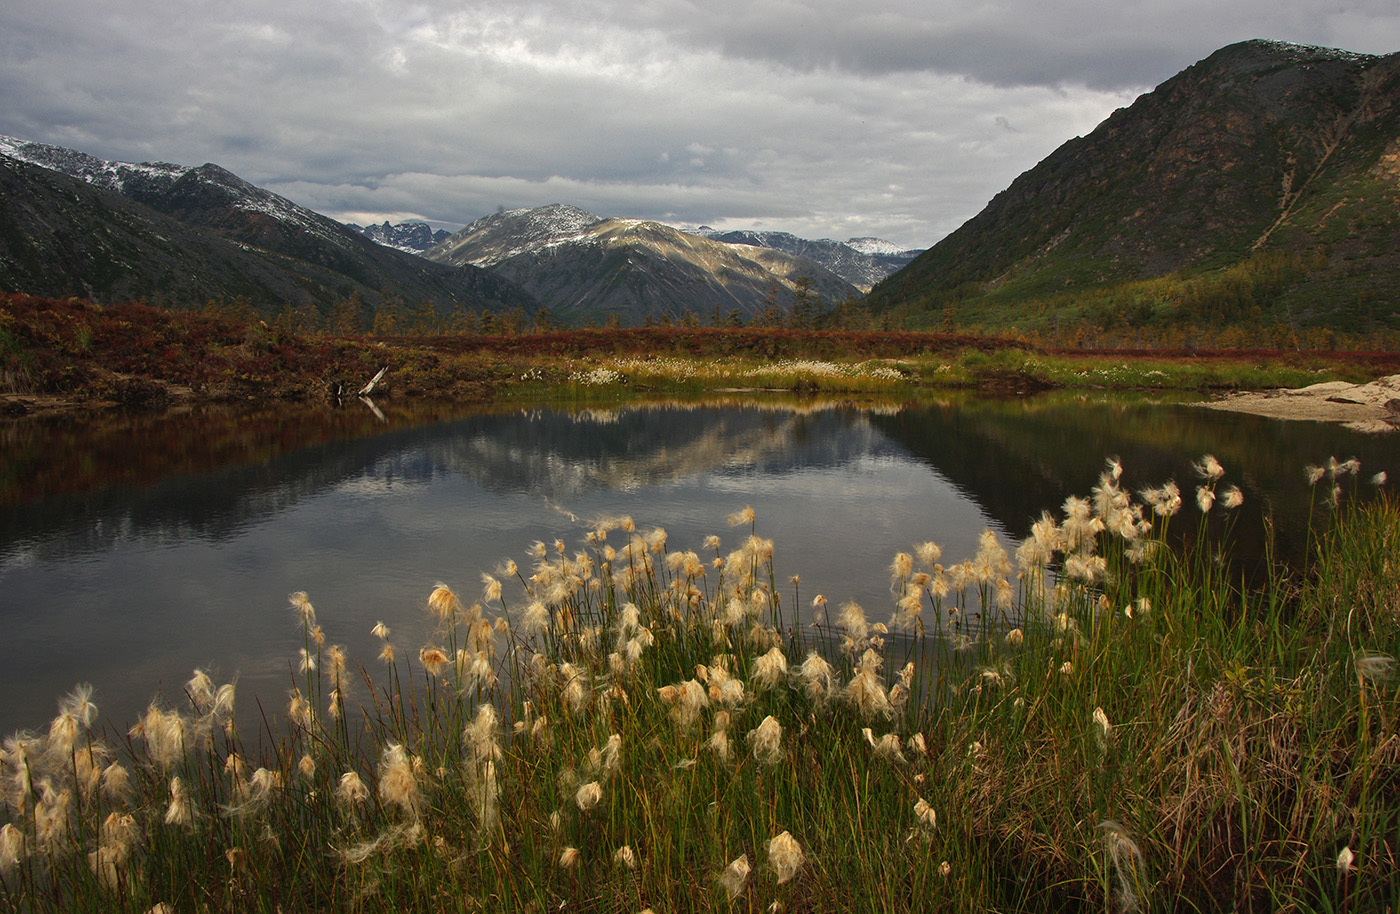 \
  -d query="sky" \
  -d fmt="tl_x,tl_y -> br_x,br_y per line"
3,1 -> 1399,250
